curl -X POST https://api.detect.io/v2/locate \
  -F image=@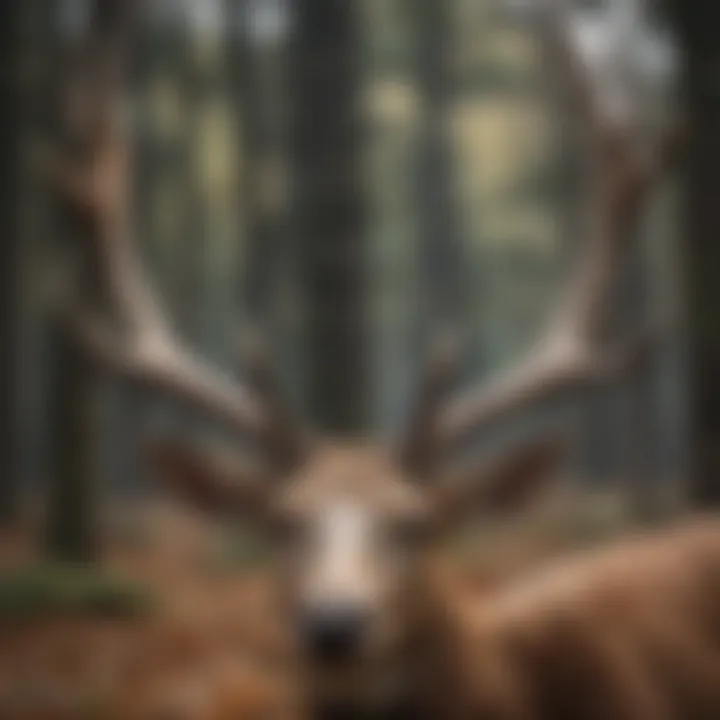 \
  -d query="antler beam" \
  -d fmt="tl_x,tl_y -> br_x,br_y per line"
401,329 -> 461,478
42,5 -> 306,468
415,0 -> 683,457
